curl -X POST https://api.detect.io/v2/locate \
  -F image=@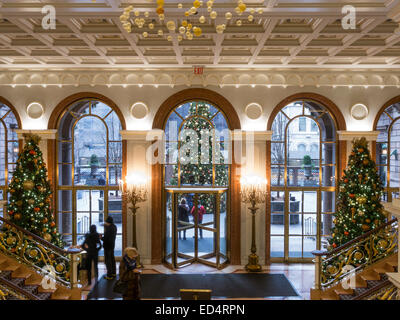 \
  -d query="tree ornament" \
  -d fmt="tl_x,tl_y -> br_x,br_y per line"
44,233 -> 52,242
28,199 -> 35,205
14,213 -> 21,220
23,180 -> 35,190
